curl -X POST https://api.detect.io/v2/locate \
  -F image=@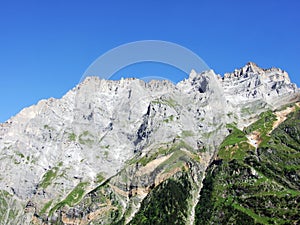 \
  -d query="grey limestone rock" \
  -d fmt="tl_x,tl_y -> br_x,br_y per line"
0,62 -> 299,224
